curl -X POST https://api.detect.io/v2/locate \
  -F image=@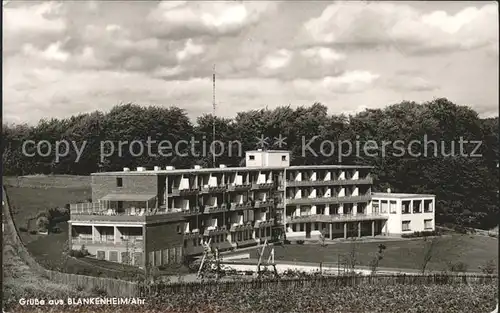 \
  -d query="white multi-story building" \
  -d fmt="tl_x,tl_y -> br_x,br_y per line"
69,150 -> 436,267
372,192 -> 436,235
